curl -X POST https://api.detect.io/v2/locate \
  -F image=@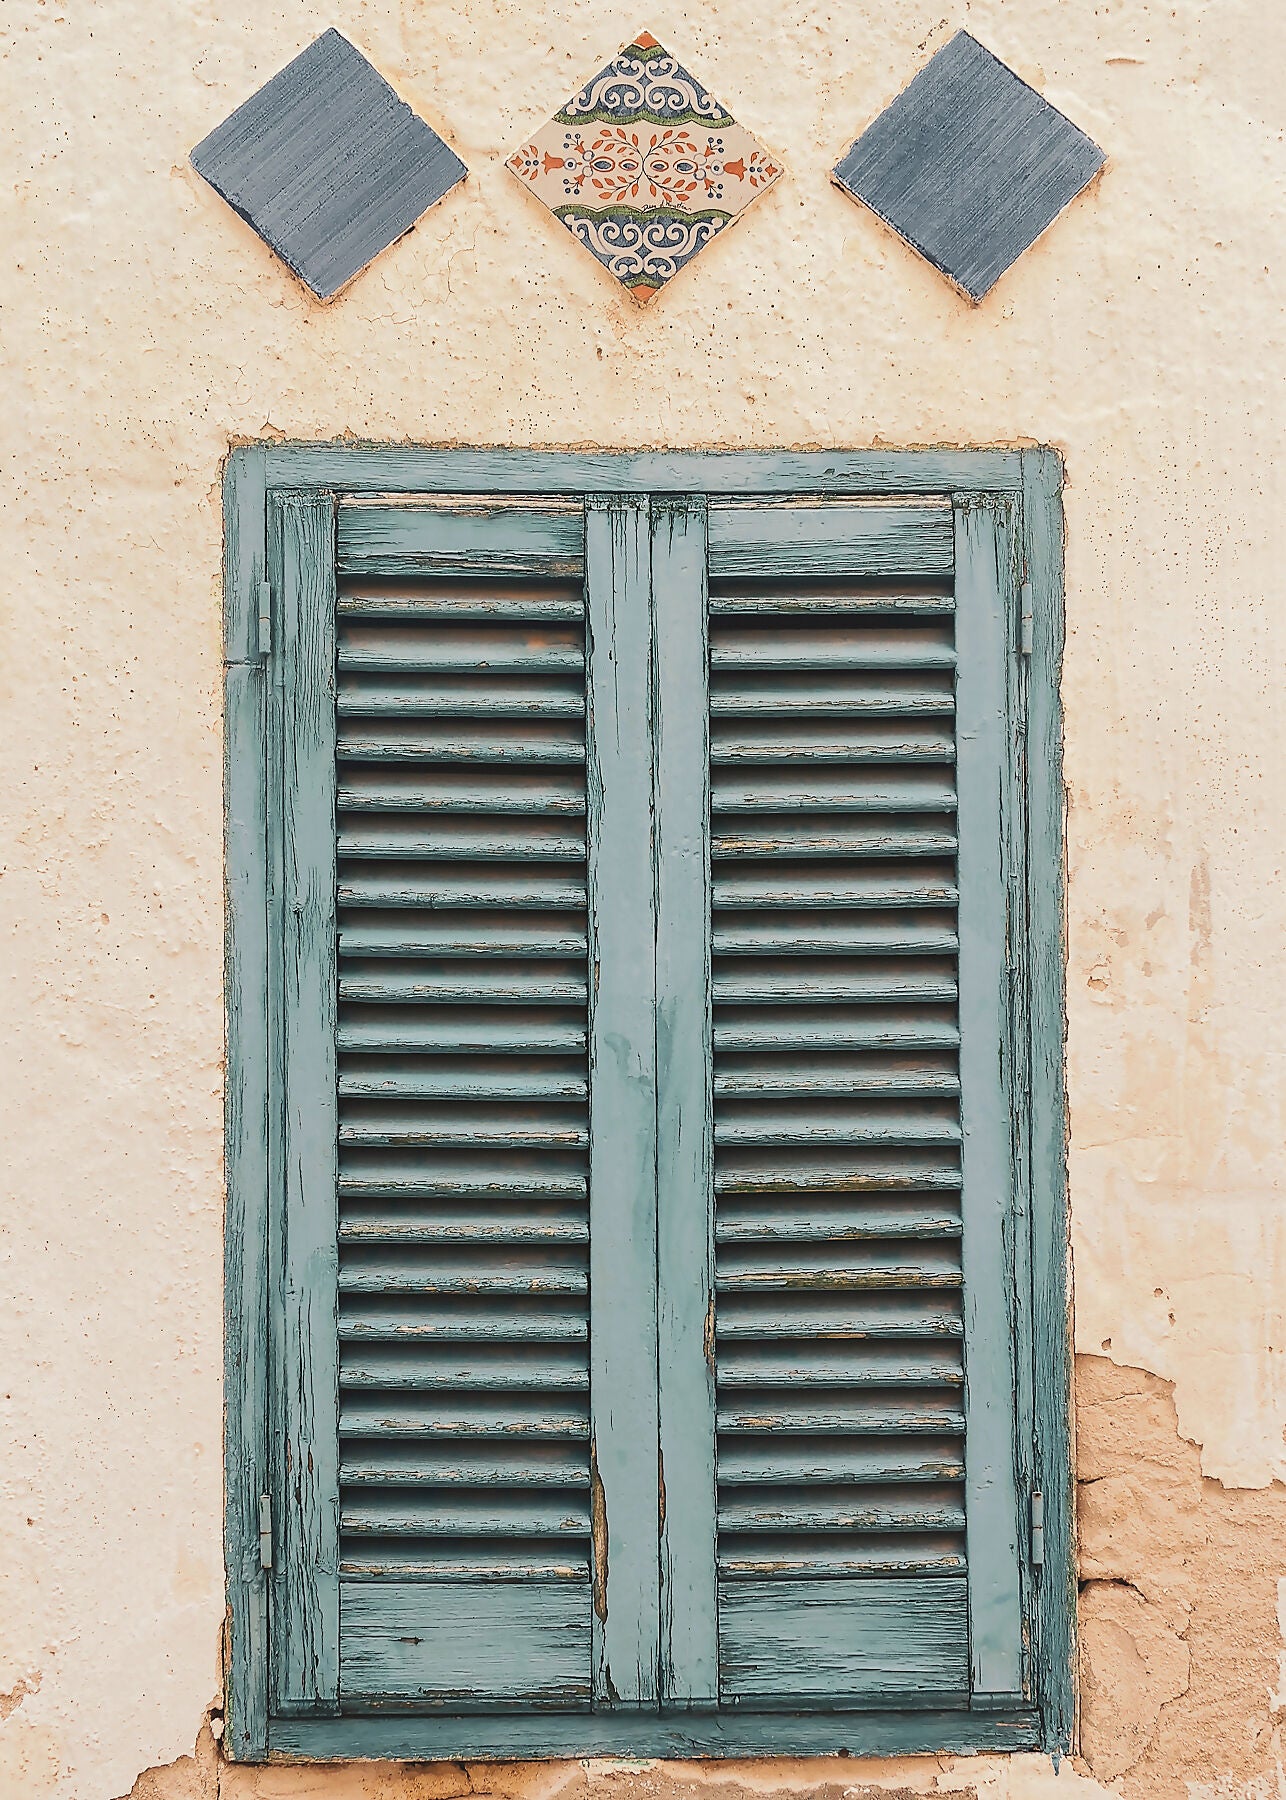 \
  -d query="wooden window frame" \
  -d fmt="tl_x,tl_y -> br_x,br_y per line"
223,447 -> 1071,1763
